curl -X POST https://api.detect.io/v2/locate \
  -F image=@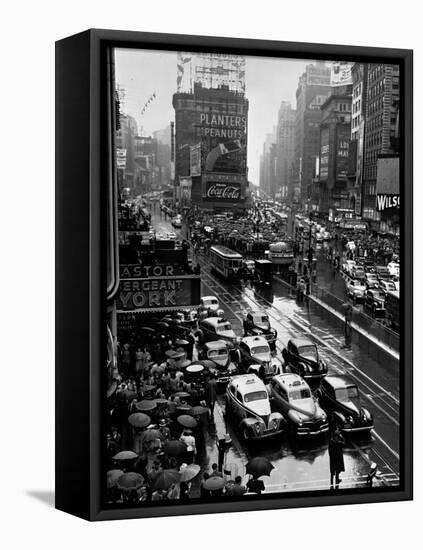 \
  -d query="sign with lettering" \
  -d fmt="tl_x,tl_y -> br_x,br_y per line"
204,181 -> 241,201
376,194 -> 400,212
320,128 -> 329,180
336,127 -> 350,179
199,113 -> 247,139
116,276 -> 200,311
